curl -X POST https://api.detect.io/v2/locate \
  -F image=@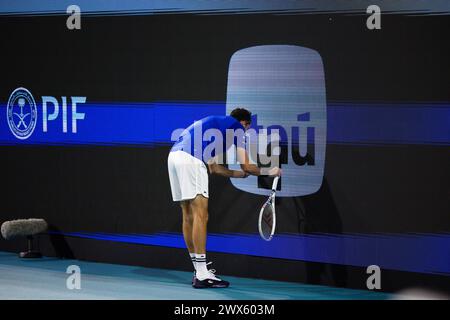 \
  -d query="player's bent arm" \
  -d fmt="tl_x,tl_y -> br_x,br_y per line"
236,147 -> 261,176
236,147 -> 281,177
208,162 -> 247,178
240,163 -> 261,176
